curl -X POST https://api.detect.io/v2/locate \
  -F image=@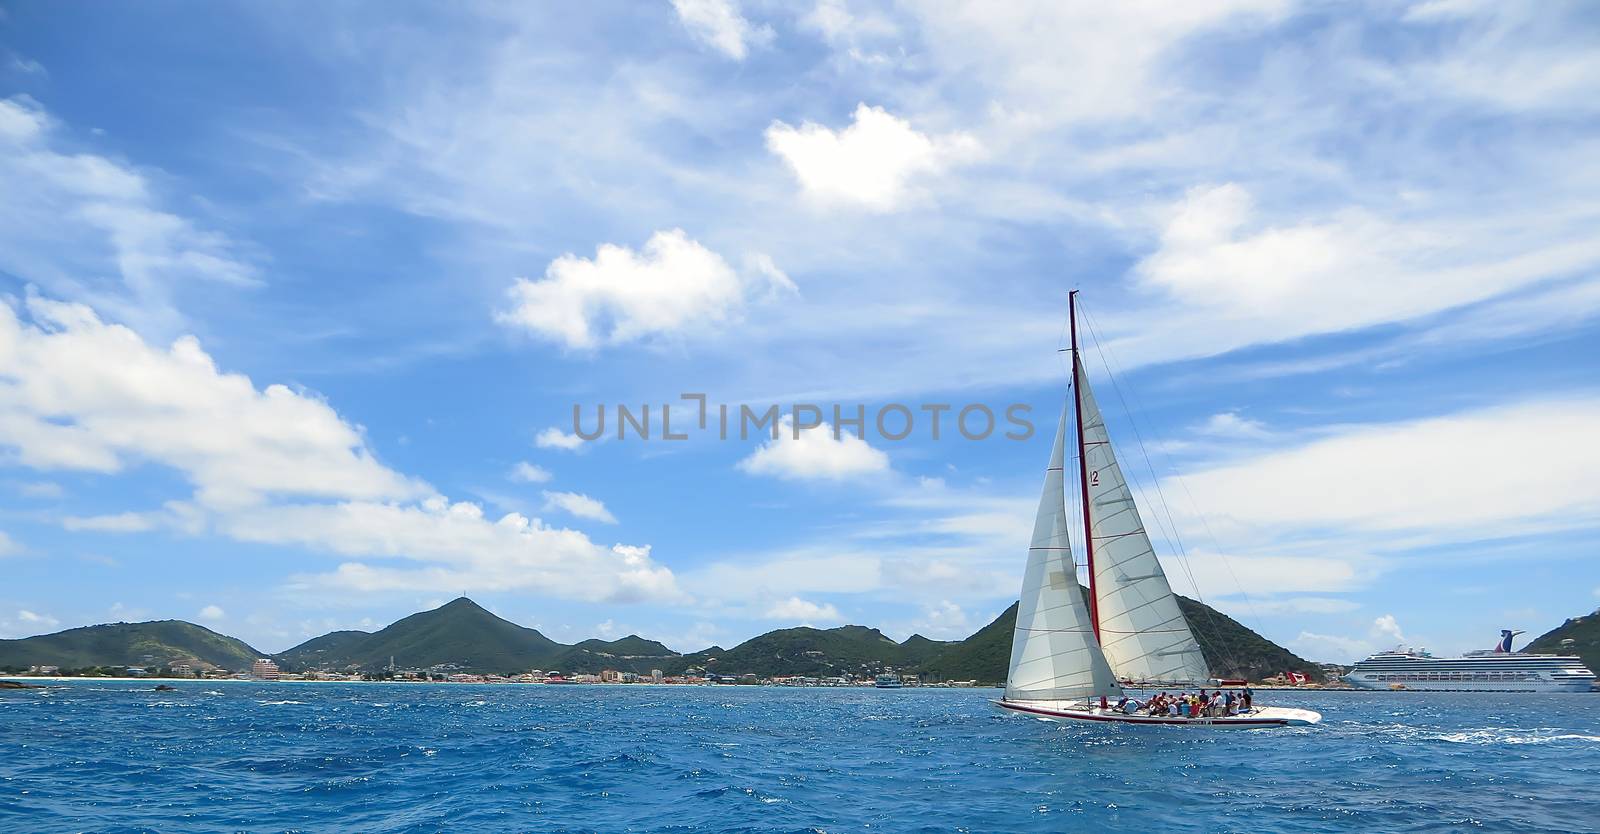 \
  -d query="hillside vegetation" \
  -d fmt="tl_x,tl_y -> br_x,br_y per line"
1525,609 -> 1600,673
0,620 -> 264,672
6,594 -> 1328,683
